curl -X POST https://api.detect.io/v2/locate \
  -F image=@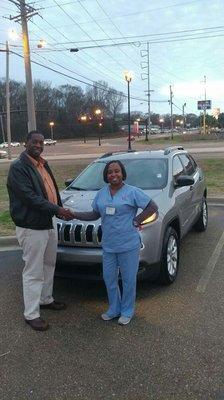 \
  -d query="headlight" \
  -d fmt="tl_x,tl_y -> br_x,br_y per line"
140,212 -> 158,226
